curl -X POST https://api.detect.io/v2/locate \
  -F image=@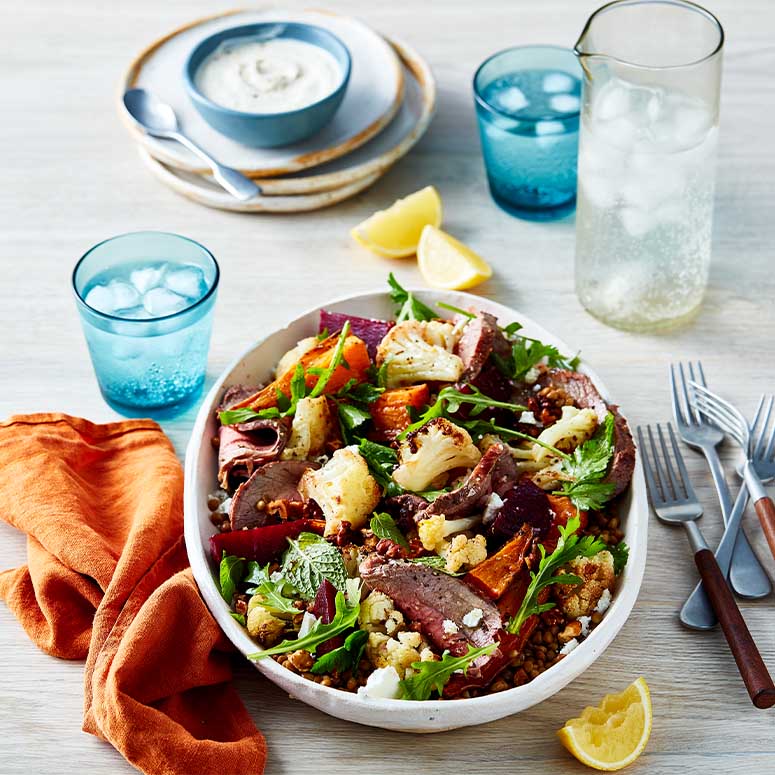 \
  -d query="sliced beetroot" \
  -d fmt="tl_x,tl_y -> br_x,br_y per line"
312,579 -> 344,654
319,310 -> 393,359
209,519 -> 325,565
491,480 -> 553,539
